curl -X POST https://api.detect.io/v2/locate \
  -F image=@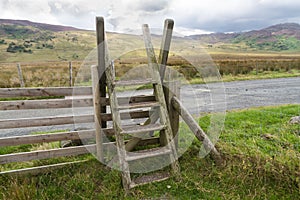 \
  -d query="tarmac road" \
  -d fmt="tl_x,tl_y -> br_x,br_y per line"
1,77 -> 299,137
